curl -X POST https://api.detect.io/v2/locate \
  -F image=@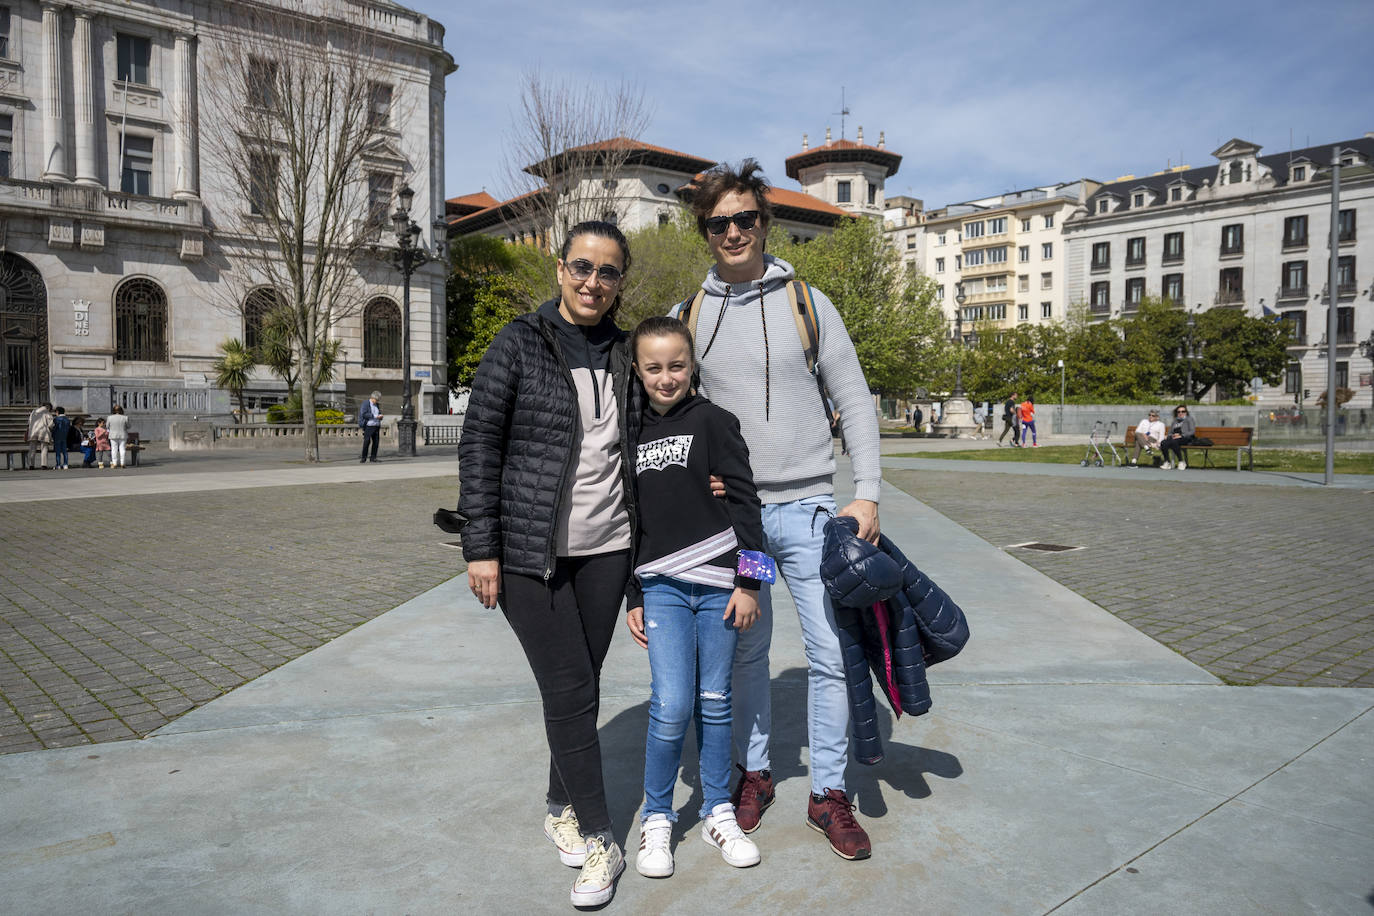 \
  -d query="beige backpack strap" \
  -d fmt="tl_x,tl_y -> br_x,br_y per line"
787,280 -> 821,376
678,290 -> 706,348
787,281 -> 837,433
